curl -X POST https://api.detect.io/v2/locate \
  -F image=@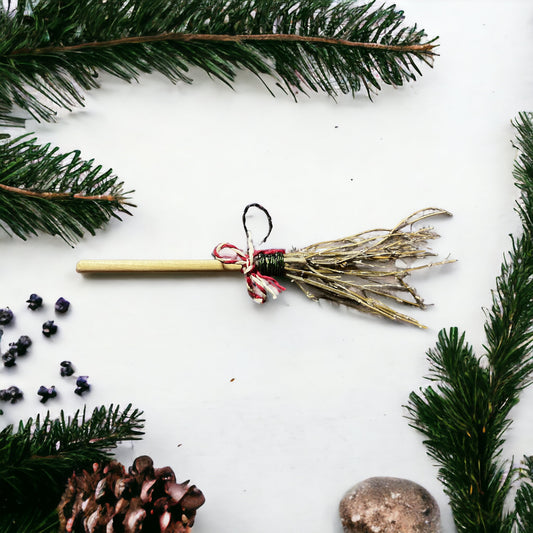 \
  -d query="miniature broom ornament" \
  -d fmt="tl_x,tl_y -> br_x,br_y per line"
77,204 -> 453,327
